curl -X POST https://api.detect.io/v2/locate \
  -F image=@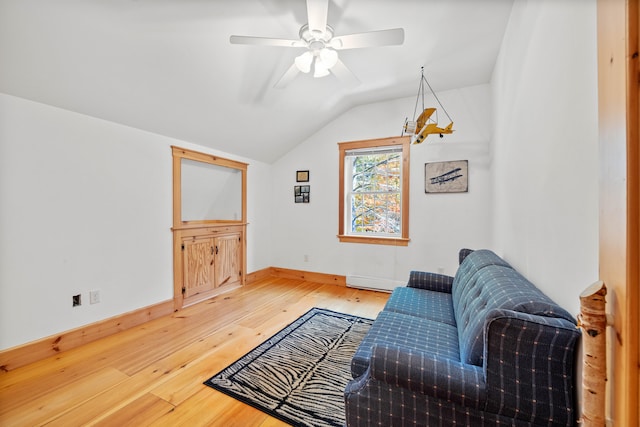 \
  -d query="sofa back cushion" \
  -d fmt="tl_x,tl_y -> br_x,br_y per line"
455,265 -> 577,366
451,249 -> 511,312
